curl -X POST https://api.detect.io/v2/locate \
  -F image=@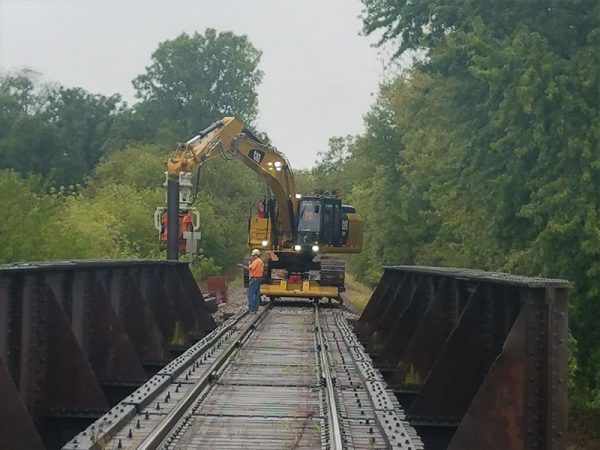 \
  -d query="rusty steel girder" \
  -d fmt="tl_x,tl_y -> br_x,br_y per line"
0,260 -> 216,449
355,266 -> 569,450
